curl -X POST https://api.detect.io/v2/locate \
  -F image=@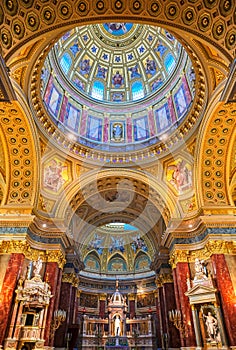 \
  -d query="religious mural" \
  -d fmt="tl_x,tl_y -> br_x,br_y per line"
87,115 -> 102,141
108,255 -> 128,272
43,158 -> 69,193
64,103 -> 81,132
80,293 -> 98,308
111,122 -> 124,142
166,158 -> 193,194
130,235 -> 148,253
84,254 -> 101,272
86,233 -> 104,255
134,254 -> 150,271
137,293 -> 155,308
134,116 -> 149,141
104,23 -> 133,35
